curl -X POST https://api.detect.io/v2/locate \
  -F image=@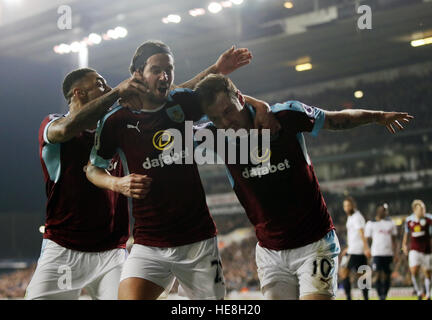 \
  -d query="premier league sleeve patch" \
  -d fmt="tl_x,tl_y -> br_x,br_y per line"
301,103 -> 315,118
166,104 -> 185,123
